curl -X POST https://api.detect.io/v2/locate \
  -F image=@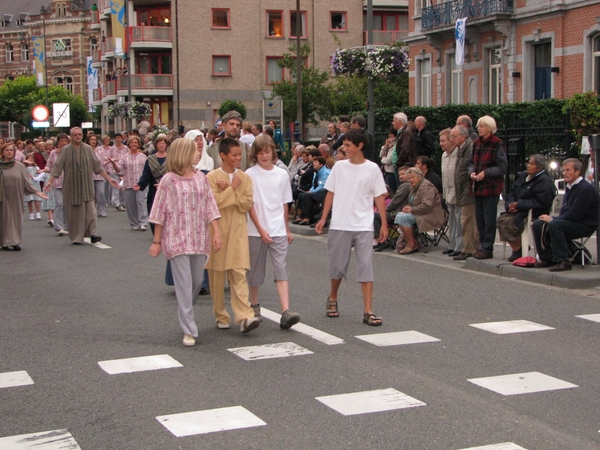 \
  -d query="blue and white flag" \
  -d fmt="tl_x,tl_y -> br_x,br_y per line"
455,17 -> 467,66
86,56 -> 98,112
